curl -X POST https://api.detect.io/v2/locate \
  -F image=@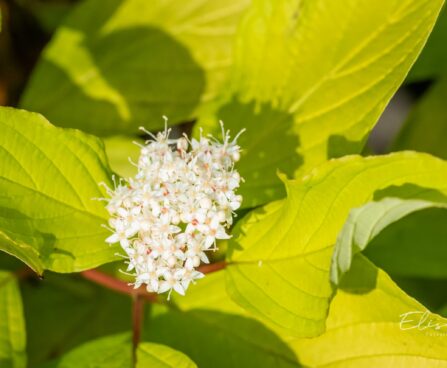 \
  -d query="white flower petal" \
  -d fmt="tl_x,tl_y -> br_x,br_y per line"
204,236 -> 215,249
105,233 -> 119,244
173,282 -> 185,296
158,282 -> 171,294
